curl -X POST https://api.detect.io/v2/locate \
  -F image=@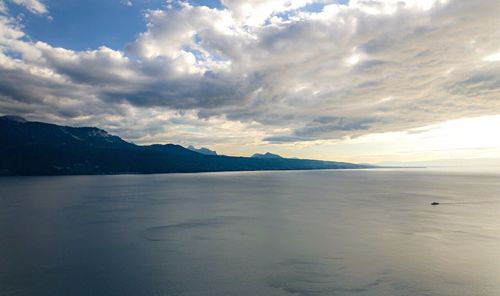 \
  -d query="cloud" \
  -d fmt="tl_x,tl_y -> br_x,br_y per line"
0,0 -> 500,148
121,0 -> 132,7
11,0 -> 48,14
0,1 -> 6,13
220,0 -> 327,26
